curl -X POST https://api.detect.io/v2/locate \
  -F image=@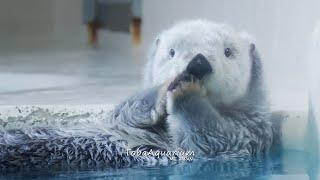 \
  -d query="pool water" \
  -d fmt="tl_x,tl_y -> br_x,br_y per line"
0,150 -> 318,180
